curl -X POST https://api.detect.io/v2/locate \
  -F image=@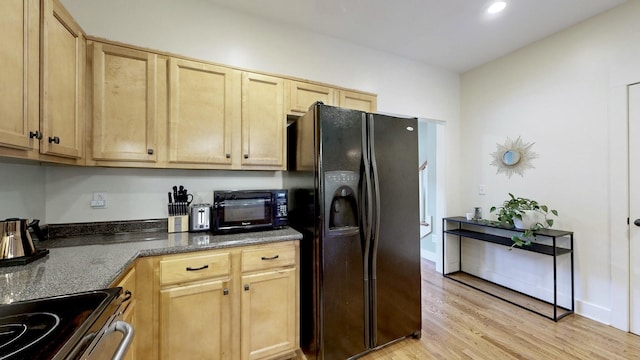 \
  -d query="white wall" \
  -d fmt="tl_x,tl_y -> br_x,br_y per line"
460,0 -> 640,326
0,0 -> 454,225
44,167 -> 281,223
61,0 -> 459,121
0,161 -> 45,221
